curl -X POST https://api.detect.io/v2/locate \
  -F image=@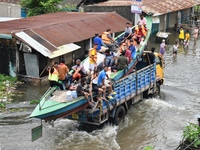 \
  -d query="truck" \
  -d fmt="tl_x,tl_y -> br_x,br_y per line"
30,15 -> 164,141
